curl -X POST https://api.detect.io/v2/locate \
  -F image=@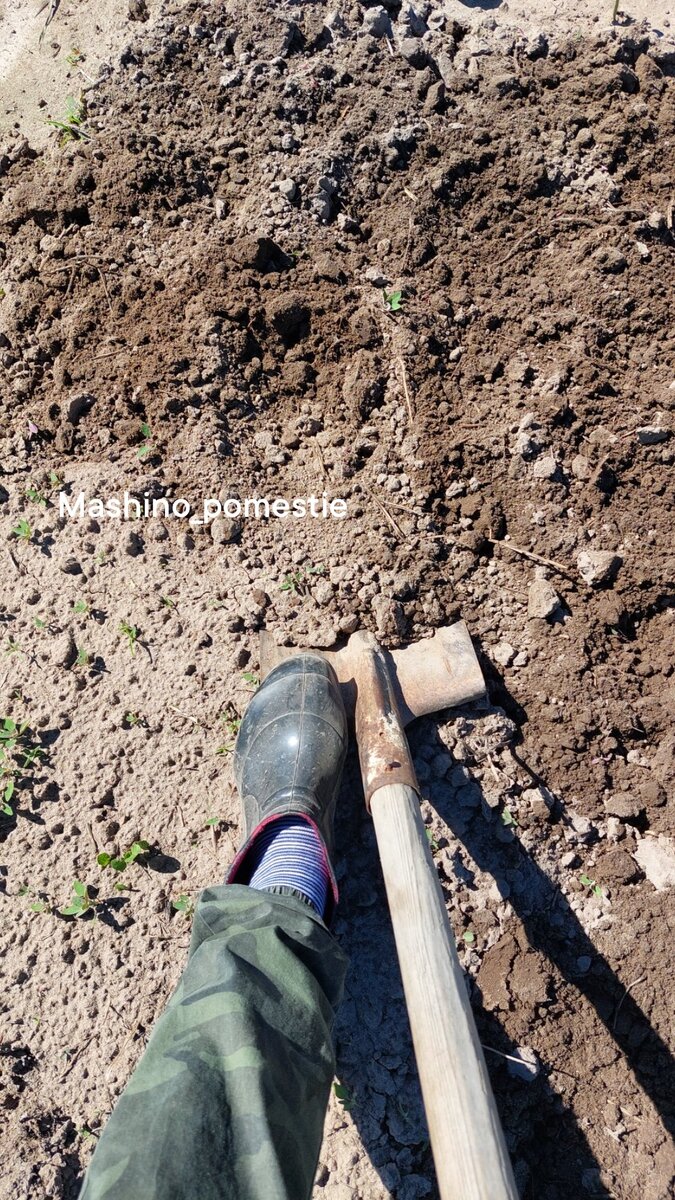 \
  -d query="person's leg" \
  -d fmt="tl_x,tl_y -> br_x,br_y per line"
79,654 -> 349,1200
79,884 -> 348,1200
